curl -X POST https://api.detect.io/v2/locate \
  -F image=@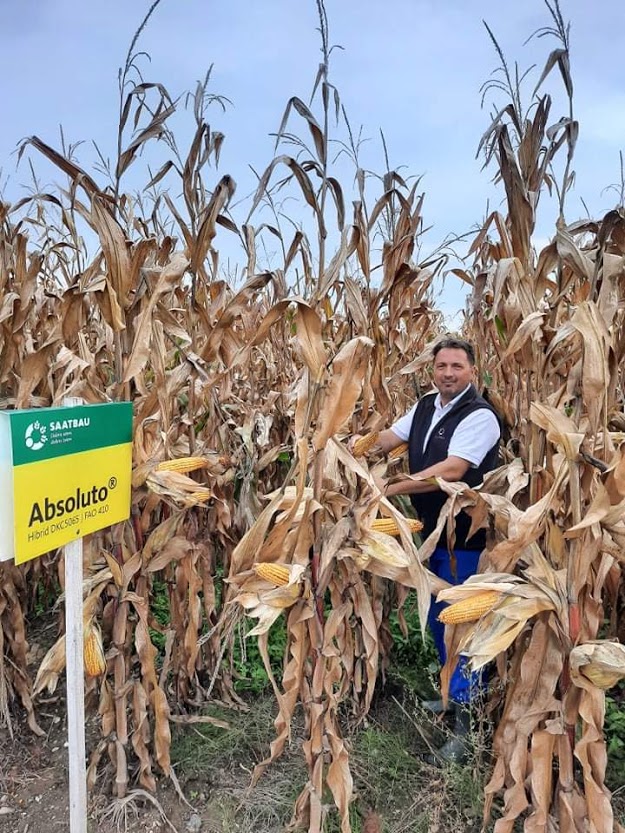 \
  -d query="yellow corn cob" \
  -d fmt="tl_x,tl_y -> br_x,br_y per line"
352,432 -> 380,457
581,664 -> 624,690
83,623 -> 106,677
253,562 -> 291,586
438,591 -> 502,625
370,517 -> 423,536
156,456 -> 207,473
187,491 -> 212,503
388,441 -> 409,459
